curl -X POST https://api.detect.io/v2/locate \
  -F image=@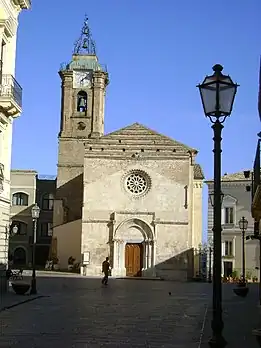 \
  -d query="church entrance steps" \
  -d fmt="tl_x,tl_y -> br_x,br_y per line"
116,276 -> 163,281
